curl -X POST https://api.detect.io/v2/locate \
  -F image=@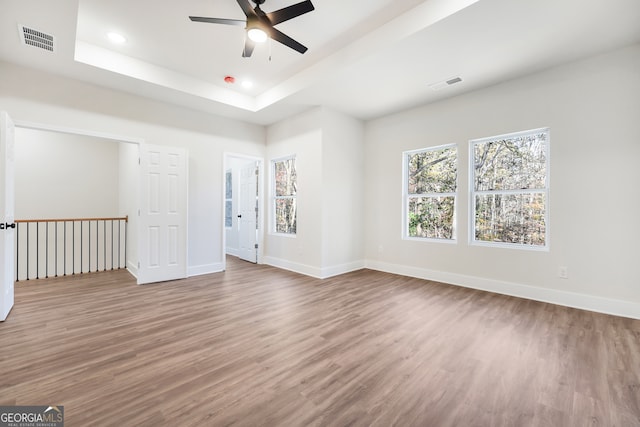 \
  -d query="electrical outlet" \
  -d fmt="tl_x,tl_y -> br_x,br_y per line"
558,266 -> 568,279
